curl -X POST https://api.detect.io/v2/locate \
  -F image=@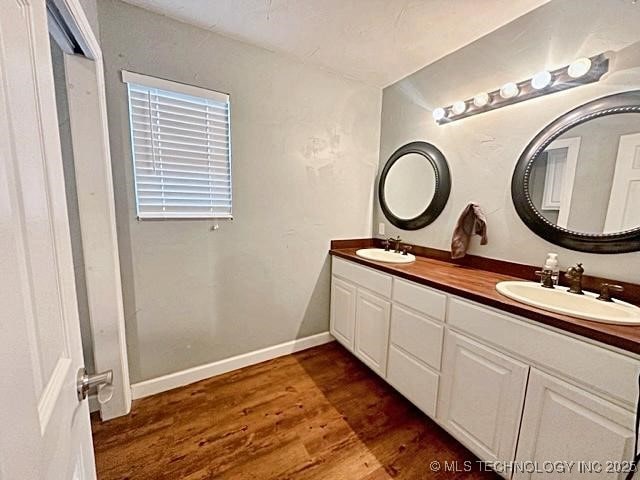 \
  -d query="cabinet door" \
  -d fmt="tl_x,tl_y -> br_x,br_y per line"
330,276 -> 357,350
514,369 -> 635,479
355,289 -> 391,376
438,331 -> 529,473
